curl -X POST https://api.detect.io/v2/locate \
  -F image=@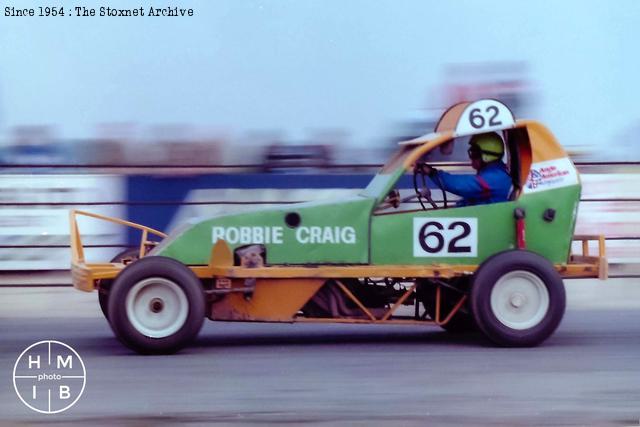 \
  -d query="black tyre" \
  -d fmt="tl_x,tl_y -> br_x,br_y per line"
418,279 -> 475,333
98,249 -> 140,320
107,256 -> 205,354
470,250 -> 566,347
